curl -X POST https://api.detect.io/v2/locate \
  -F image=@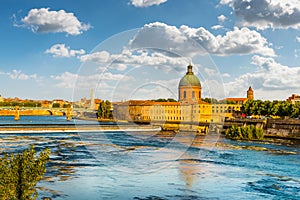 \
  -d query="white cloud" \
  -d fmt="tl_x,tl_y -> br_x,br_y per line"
221,0 -> 300,30
0,69 -> 39,81
80,51 -> 111,63
80,49 -> 189,72
45,44 -> 85,58
218,14 -> 227,23
130,22 -> 275,57
295,49 -> 300,58
51,72 -> 78,88
51,71 -> 129,89
222,73 -> 231,78
21,8 -> 91,35
220,0 -> 233,5
211,25 -> 224,30
131,0 -> 167,7
112,63 -> 127,71
215,27 -> 275,56
297,37 -> 300,43
224,55 -> 300,99
204,68 -> 218,76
